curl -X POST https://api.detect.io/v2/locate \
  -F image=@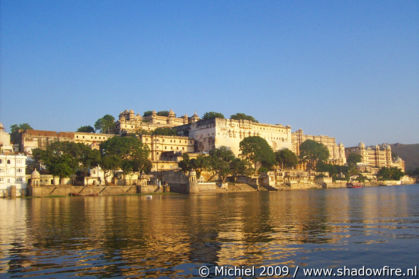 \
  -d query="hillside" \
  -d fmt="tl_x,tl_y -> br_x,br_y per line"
390,143 -> 419,172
